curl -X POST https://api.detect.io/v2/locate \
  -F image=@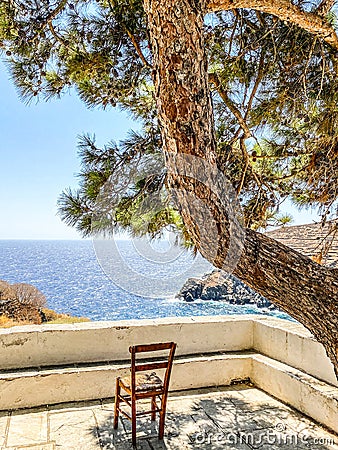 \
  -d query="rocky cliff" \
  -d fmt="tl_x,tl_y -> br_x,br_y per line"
176,270 -> 275,309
